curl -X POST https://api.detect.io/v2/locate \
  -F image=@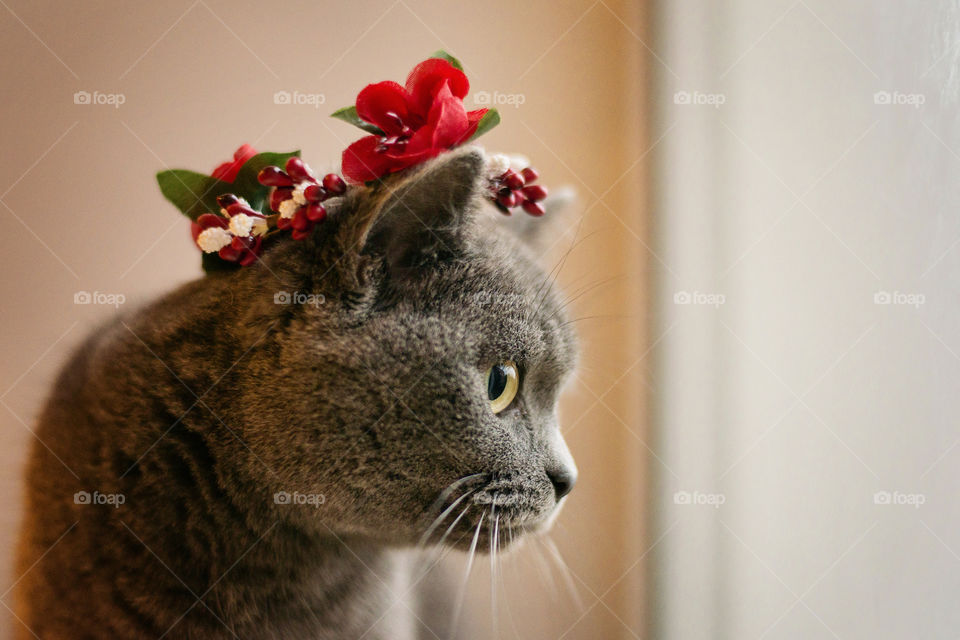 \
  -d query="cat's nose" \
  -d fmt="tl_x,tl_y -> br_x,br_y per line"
545,427 -> 577,501
547,465 -> 576,500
